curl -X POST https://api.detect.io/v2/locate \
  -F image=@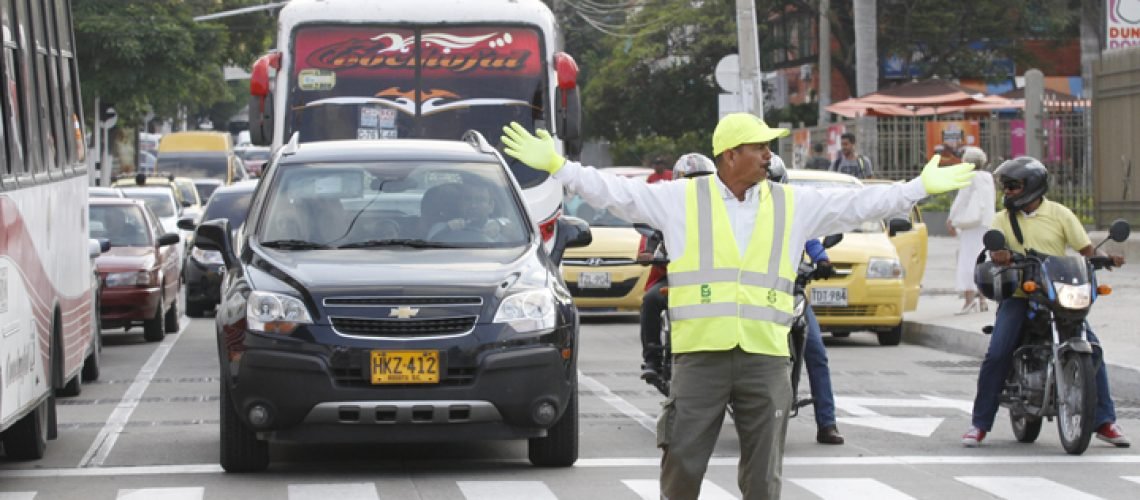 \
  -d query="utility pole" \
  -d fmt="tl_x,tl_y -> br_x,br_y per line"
817,0 -> 830,125
735,0 -> 764,118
